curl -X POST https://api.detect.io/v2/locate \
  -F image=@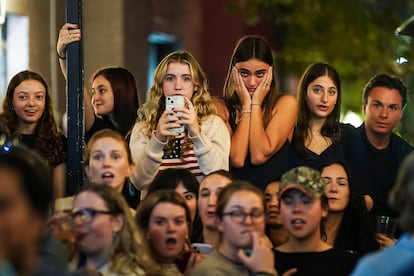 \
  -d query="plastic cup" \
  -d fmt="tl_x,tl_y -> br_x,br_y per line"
376,216 -> 398,238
